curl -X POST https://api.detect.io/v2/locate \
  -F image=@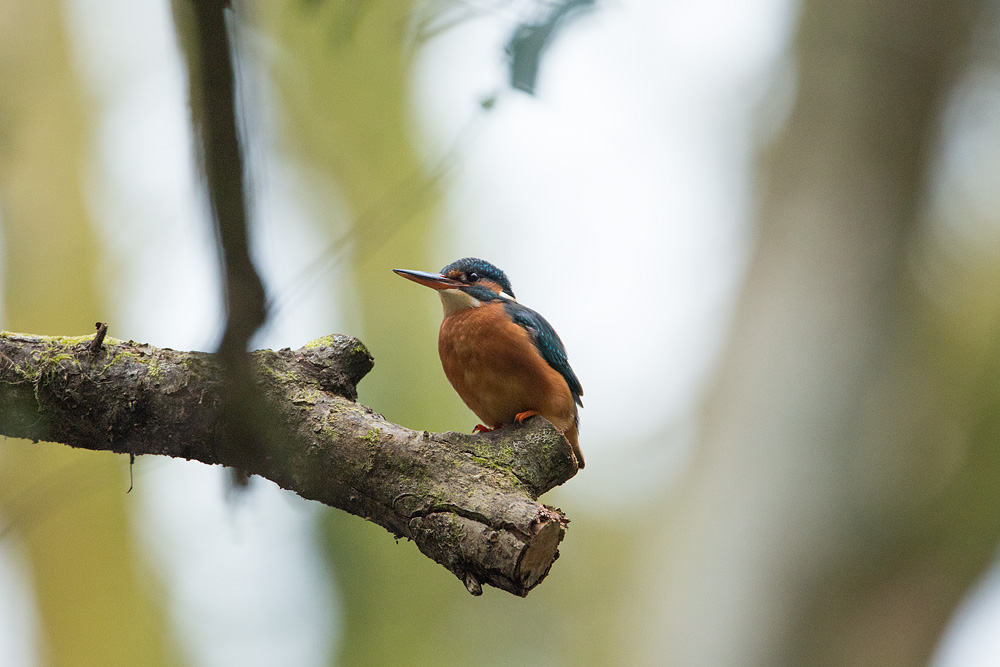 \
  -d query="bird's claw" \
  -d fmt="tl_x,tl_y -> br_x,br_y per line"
473,413 -> 539,434
514,410 -> 540,424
